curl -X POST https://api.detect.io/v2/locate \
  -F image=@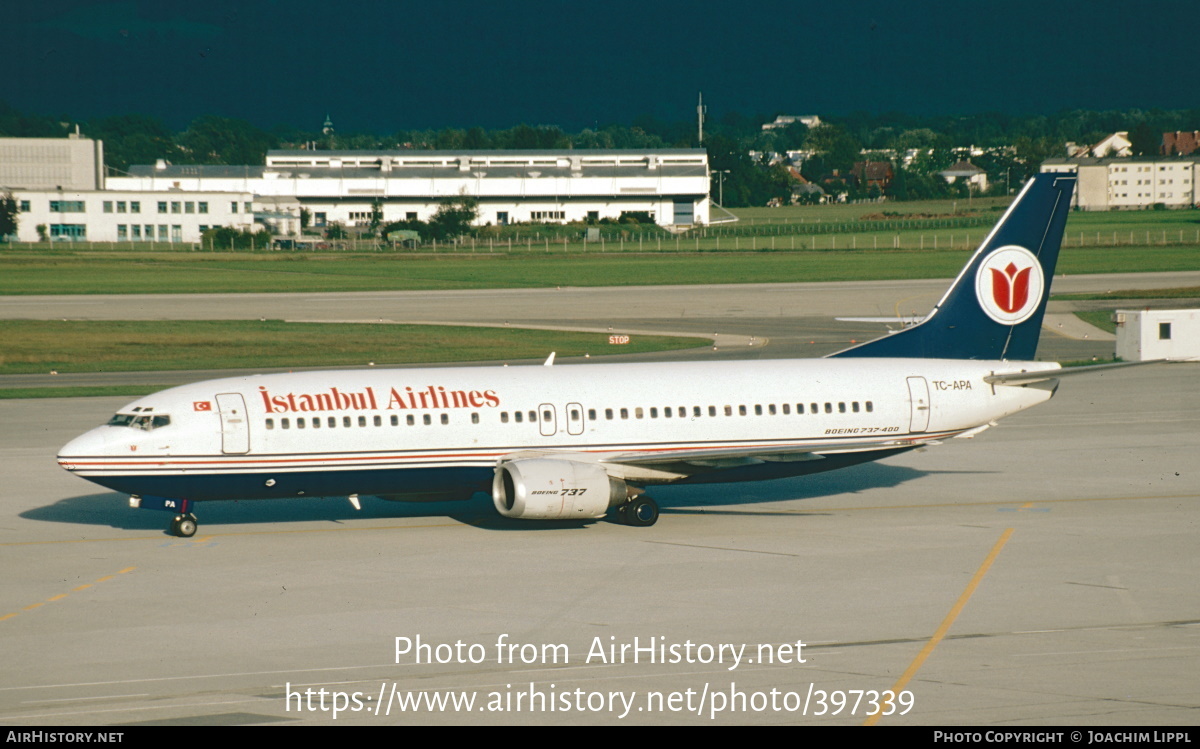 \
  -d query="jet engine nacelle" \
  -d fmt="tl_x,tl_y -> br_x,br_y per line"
493,459 -> 630,520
